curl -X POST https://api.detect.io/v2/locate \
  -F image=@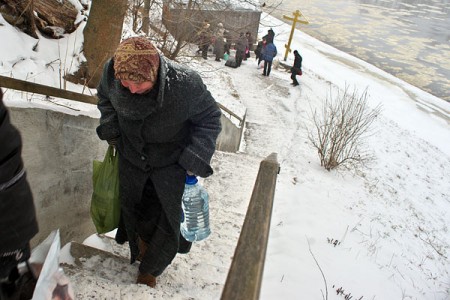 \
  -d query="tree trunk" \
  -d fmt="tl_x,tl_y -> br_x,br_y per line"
82,0 -> 128,88
142,0 -> 151,35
